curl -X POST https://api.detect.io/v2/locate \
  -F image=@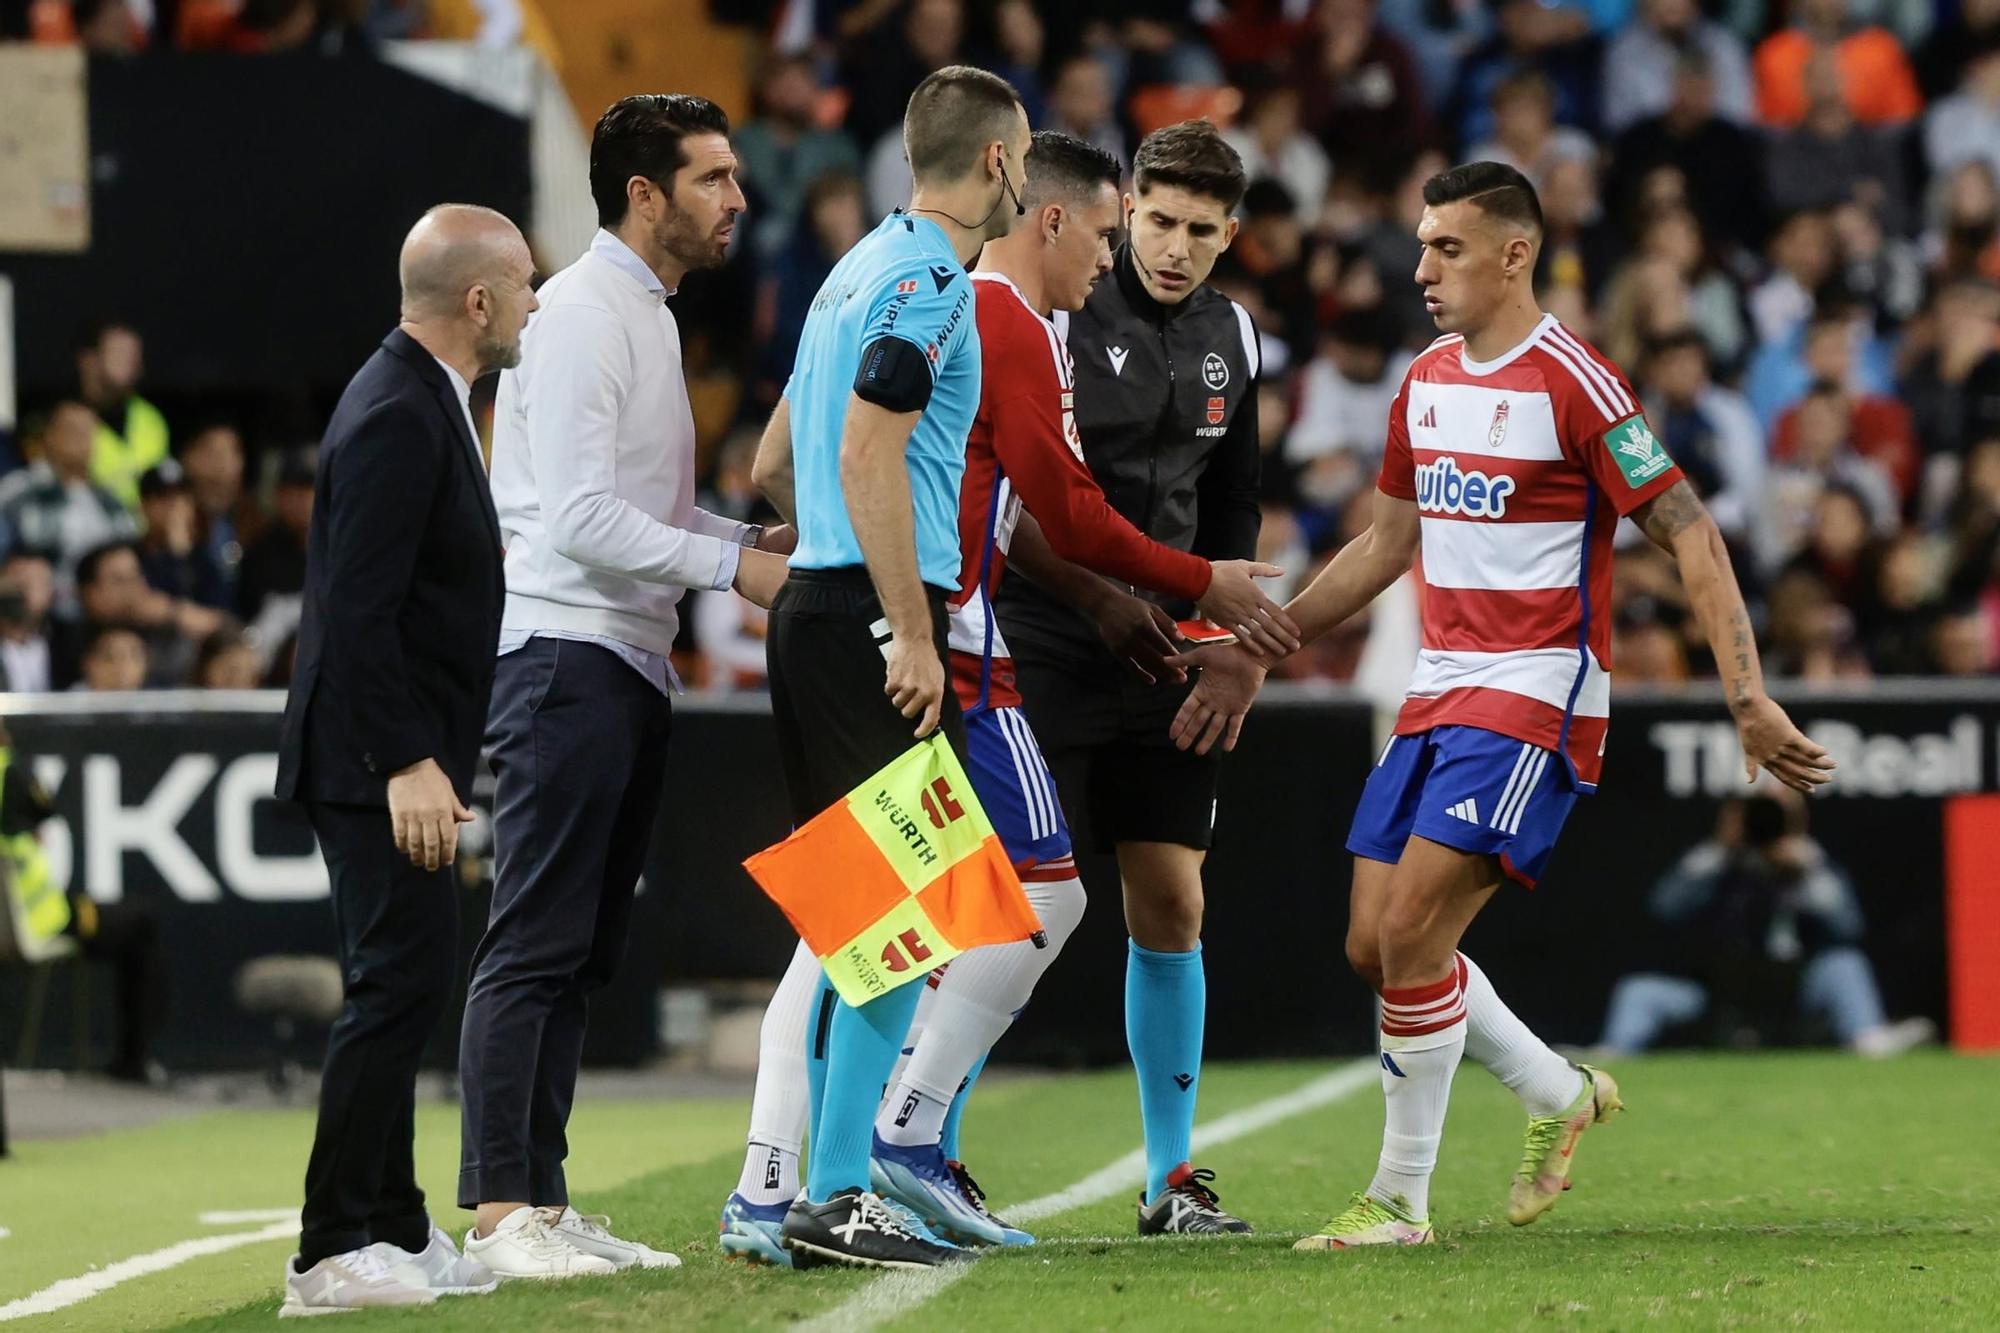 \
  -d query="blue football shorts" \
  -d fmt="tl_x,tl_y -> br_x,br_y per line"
1346,724 -> 1579,888
964,703 -> 1073,872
